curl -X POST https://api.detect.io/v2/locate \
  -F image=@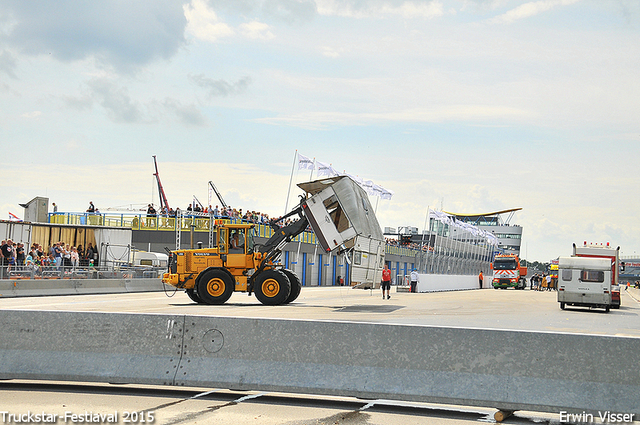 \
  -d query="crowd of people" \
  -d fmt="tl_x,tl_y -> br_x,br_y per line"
0,239 -> 99,276
385,237 -> 434,252
530,273 -> 556,291
142,201 -> 302,229
144,203 -> 275,226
